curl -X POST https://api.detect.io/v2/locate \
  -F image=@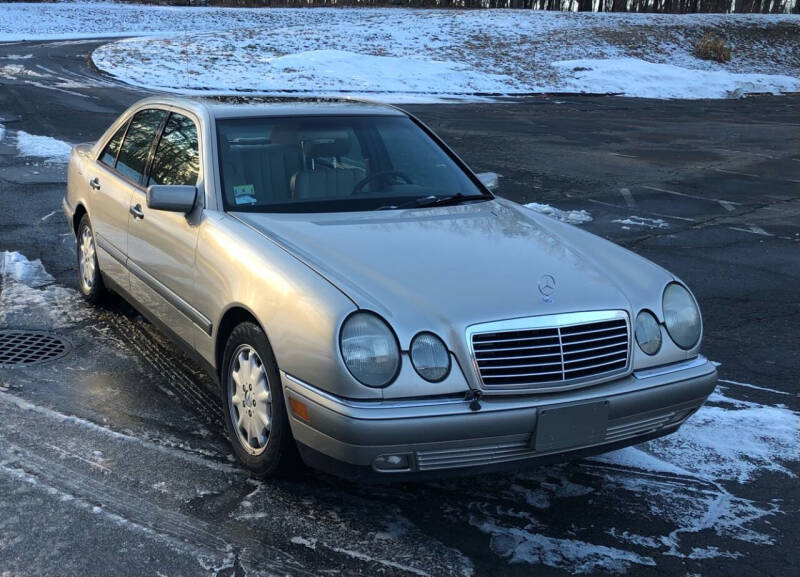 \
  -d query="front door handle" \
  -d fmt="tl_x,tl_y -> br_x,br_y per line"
129,204 -> 144,220
89,177 -> 101,191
